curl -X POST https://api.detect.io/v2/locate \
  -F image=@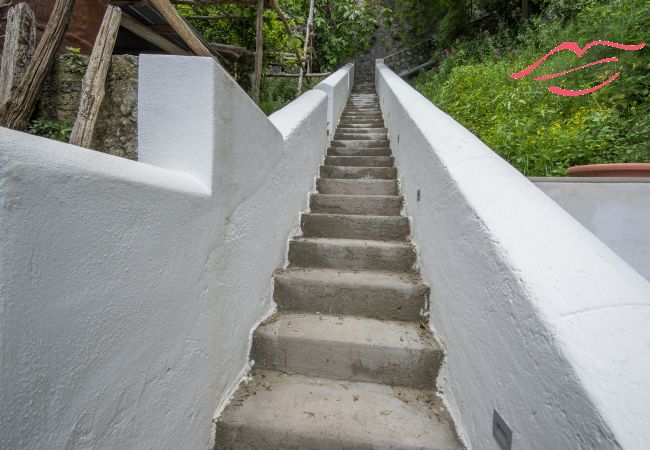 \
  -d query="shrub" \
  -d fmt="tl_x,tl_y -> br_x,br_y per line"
28,118 -> 72,143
